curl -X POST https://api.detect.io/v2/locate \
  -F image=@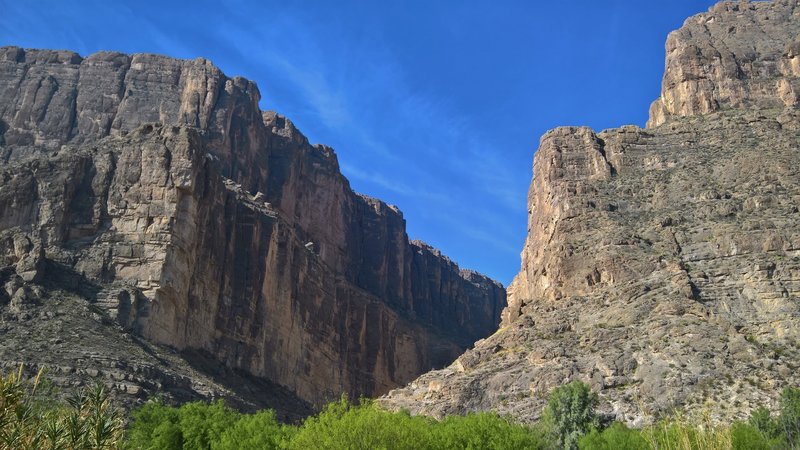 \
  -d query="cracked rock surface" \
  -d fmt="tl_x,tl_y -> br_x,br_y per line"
0,46 -> 505,415
381,0 -> 800,425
